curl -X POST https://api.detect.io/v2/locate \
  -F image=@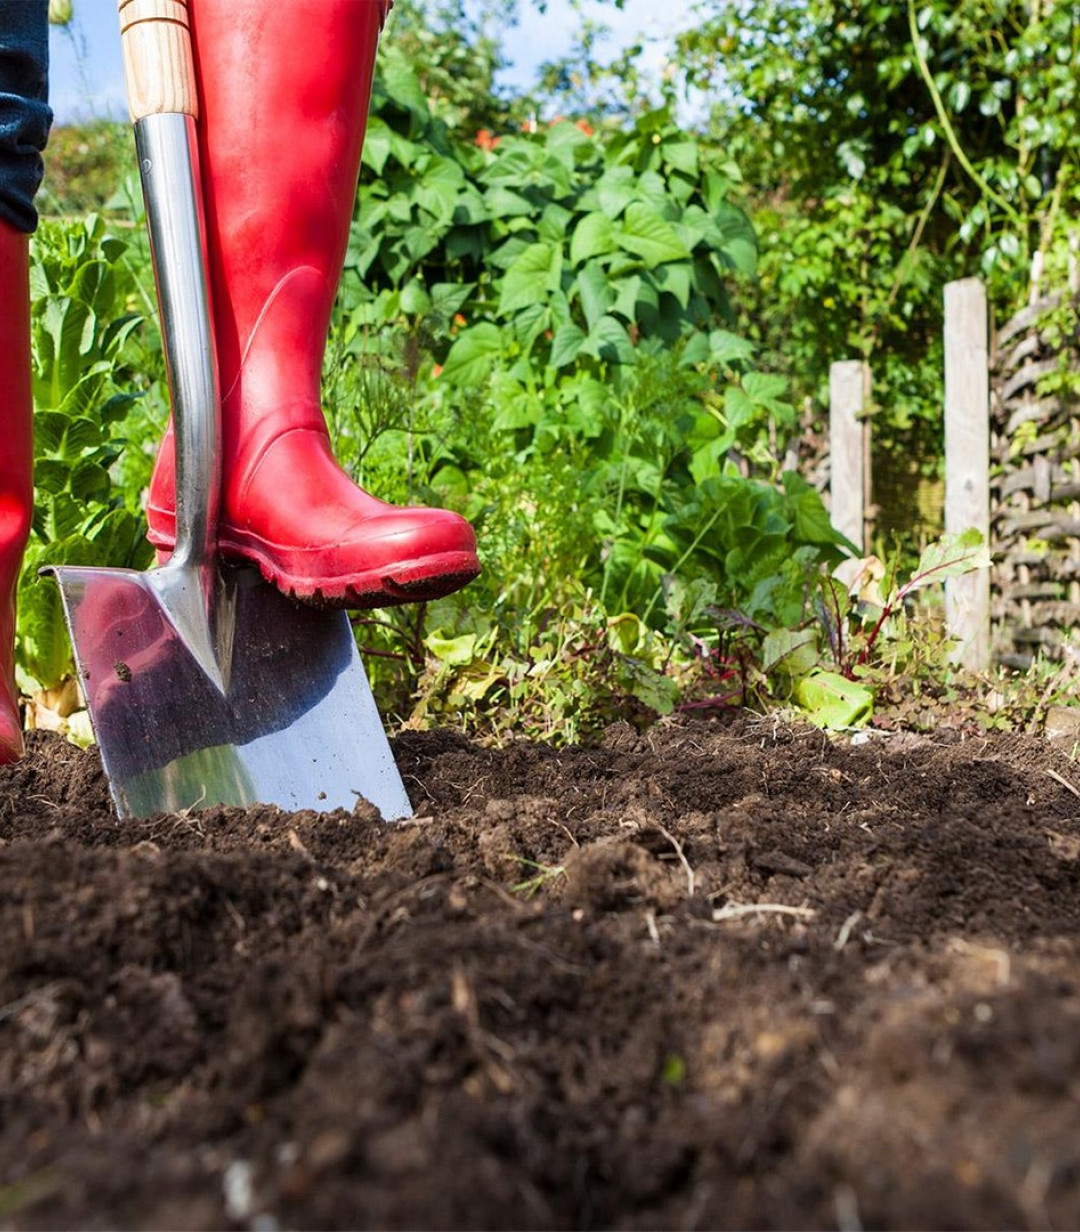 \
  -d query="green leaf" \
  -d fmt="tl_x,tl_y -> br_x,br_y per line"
484,185 -> 535,218
511,301 -> 549,351
570,212 -> 618,266
498,241 -> 562,316
100,313 -> 141,358
584,315 -> 635,365
576,262 -> 614,331
424,630 -> 479,666
782,472 -> 856,553
711,205 -> 758,276
361,116 -> 393,175
653,262 -> 692,309
709,330 -> 757,366
380,61 -> 431,135
903,530 -> 991,595
32,411 -> 69,453
399,280 -> 431,314
615,203 -> 691,268
620,658 -> 679,715
18,535 -> 97,690
741,371 -> 794,421
539,202 -> 574,243
42,492 -> 85,541
594,167 -> 637,219
429,282 -> 474,322
59,417 -> 105,459
662,141 -> 699,178
68,459 -> 111,504
98,391 -> 140,425
440,323 -> 503,386
794,671 -> 873,729
762,627 -> 820,676
33,458 -> 71,496
604,273 -> 645,323
549,322 -> 586,368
